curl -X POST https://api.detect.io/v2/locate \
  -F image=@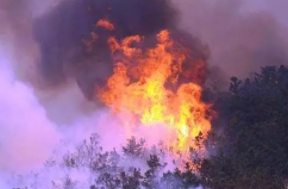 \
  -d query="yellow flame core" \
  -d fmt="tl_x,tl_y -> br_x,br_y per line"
99,30 -> 211,153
